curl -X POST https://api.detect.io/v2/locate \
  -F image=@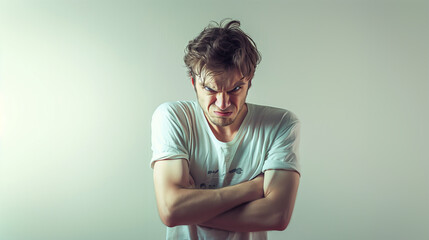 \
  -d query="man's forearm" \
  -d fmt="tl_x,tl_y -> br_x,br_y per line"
199,196 -> 286,232
157,176 -> 263,227
200,170 -> 300,232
